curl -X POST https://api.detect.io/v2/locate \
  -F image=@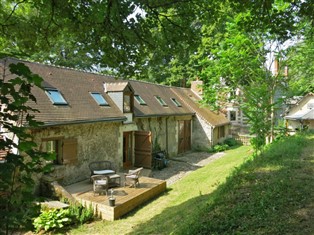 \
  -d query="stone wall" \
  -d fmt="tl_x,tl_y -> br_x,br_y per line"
192,115 -> 213,150
32,121 -> 122,185
135,116 -> 186,157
